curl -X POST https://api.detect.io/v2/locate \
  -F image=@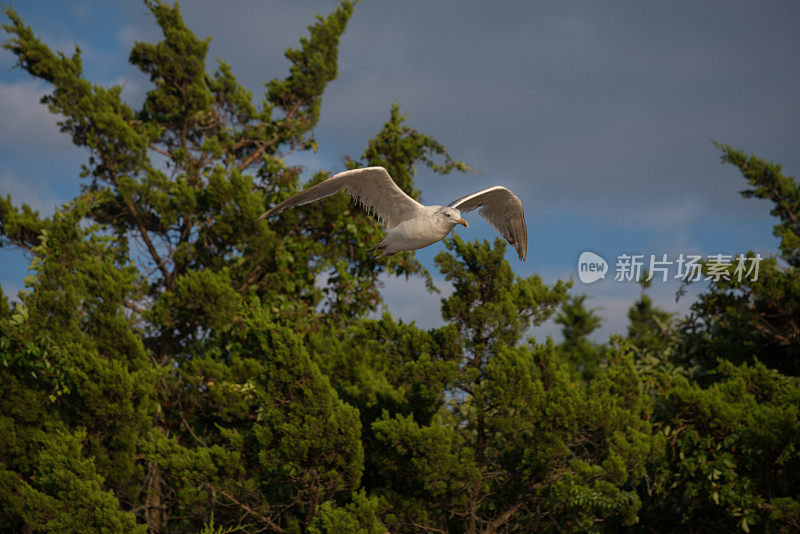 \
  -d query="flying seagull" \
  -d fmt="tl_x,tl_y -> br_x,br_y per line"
257,166 -> 527,261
